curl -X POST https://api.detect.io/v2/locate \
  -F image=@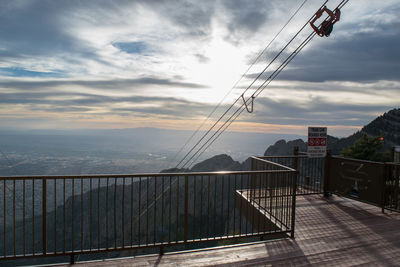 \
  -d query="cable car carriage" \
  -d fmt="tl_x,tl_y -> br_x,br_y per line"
310,6 -> 341,37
